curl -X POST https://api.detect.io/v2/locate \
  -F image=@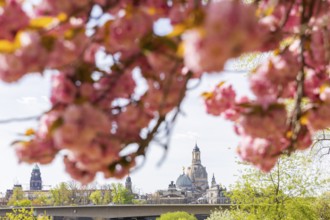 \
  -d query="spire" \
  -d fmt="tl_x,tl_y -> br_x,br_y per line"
182,166 -> 185,174
192,143 -> 201,164
211,173 -> 216,187
126,174 -> 131,183
193,142 -> 200,152
33,164 -> 40,170
125,175 -> 132,193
